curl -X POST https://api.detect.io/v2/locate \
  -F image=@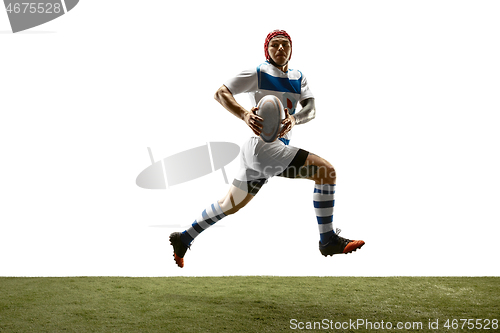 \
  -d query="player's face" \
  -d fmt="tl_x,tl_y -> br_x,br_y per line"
268,36 -> 291,67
